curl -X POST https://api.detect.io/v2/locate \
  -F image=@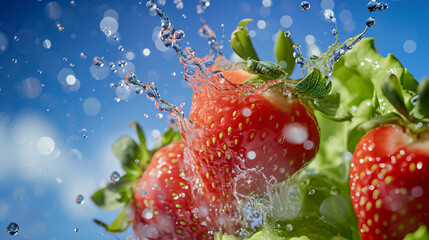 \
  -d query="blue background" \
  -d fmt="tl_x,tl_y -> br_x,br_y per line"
0,0 -> 428,239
